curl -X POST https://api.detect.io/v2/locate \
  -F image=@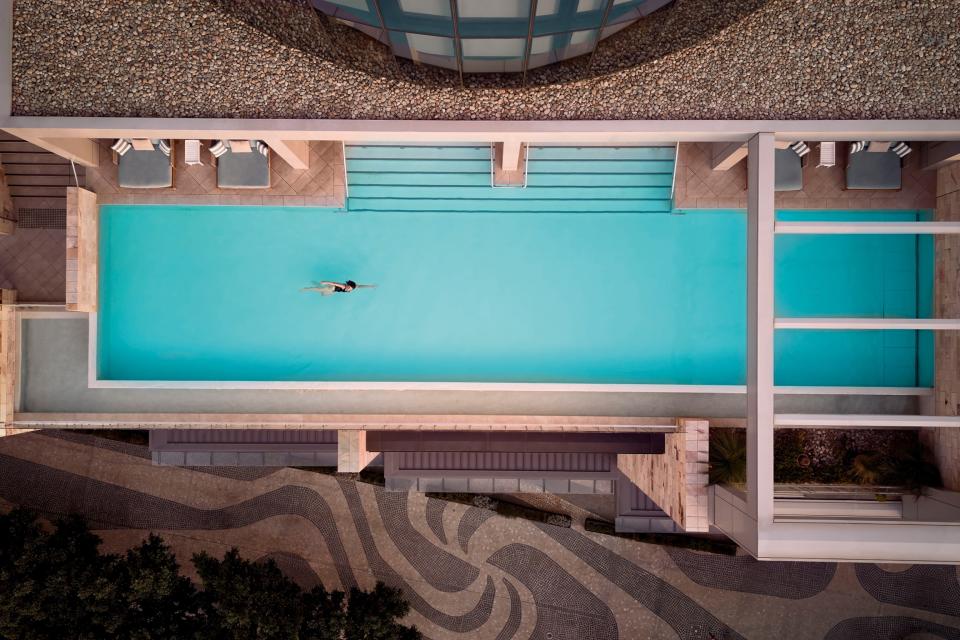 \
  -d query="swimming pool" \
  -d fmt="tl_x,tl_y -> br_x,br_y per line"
96,205 -> 933,387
